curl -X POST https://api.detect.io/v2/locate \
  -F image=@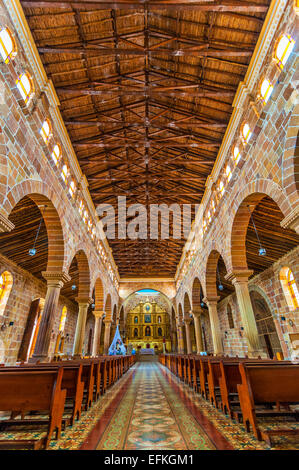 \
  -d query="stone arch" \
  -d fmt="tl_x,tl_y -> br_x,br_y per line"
229,180 -> 292,272
178,303 -> 183,322
105,293 -> 112,316
3,180 -> 66,272
192,277 -> 203,309
248,284 -> 275,316
75,250 -> 91,299
205,249 -> 230,299
249,288 -> 283,359
183,292 -> 191,318
94,276 -> 104,311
